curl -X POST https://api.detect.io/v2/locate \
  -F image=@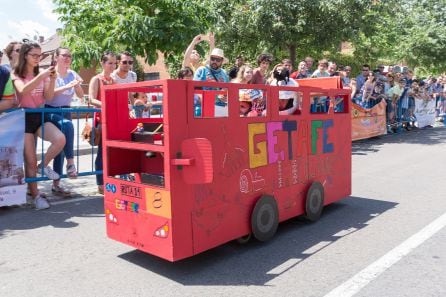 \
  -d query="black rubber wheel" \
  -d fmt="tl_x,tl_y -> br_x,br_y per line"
251,195 -> 279,242
305,182 -> 324,222
236,233 -> 252,244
